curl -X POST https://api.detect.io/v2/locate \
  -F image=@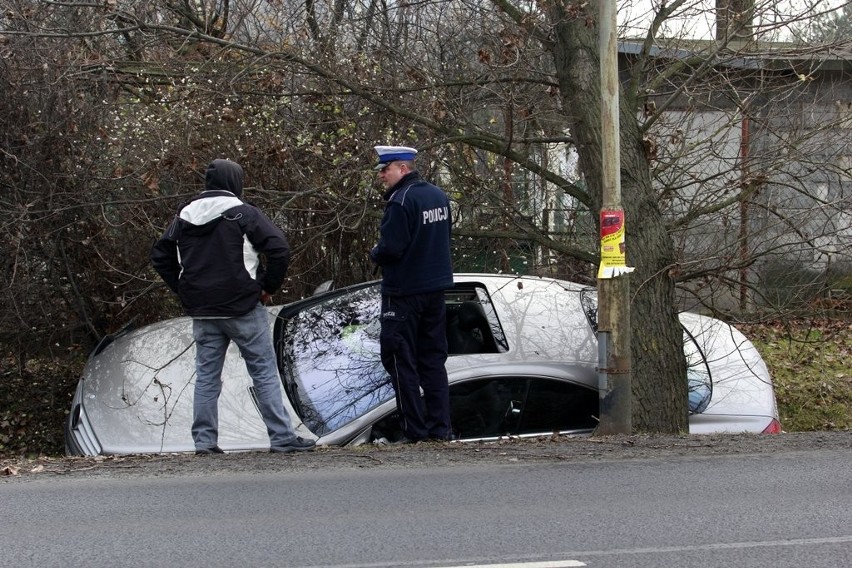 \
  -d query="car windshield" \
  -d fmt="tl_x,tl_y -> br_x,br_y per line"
280,284 -> 391,436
